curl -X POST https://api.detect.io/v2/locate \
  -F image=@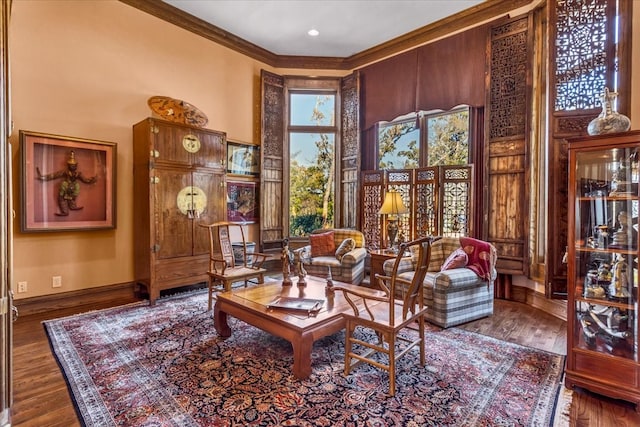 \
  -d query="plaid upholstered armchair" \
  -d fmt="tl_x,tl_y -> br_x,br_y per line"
384,236 -> 497,328
294,228 -> 367,285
